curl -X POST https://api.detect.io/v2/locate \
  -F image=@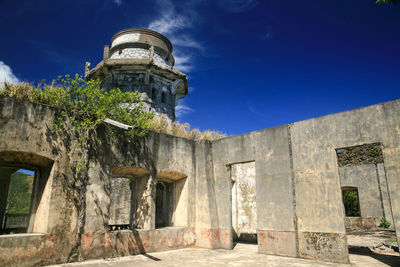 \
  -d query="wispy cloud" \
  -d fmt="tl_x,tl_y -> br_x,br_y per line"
217,0 -> 258,13
0,61 -> 19,88
147,0 -> 204,72
147,0 -> 207,116
174,53 -> 193,72
176,99 -> 194,118
113,0 -> 122,6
